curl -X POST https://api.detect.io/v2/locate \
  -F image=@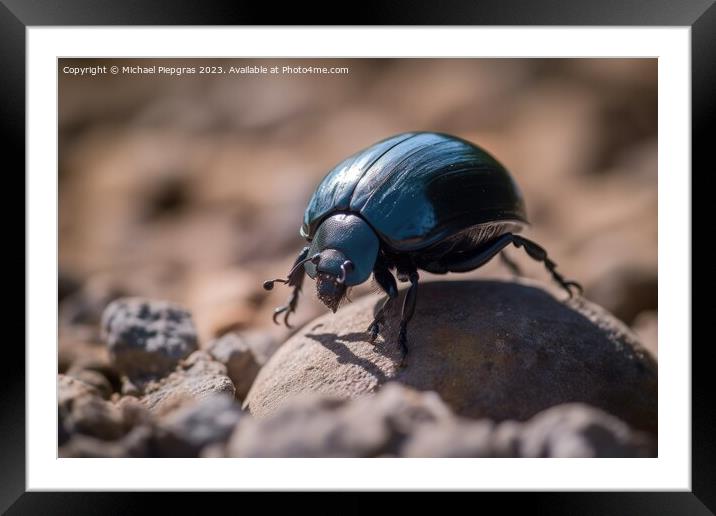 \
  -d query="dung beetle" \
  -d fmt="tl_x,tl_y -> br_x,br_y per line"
264,131 -> 581,361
